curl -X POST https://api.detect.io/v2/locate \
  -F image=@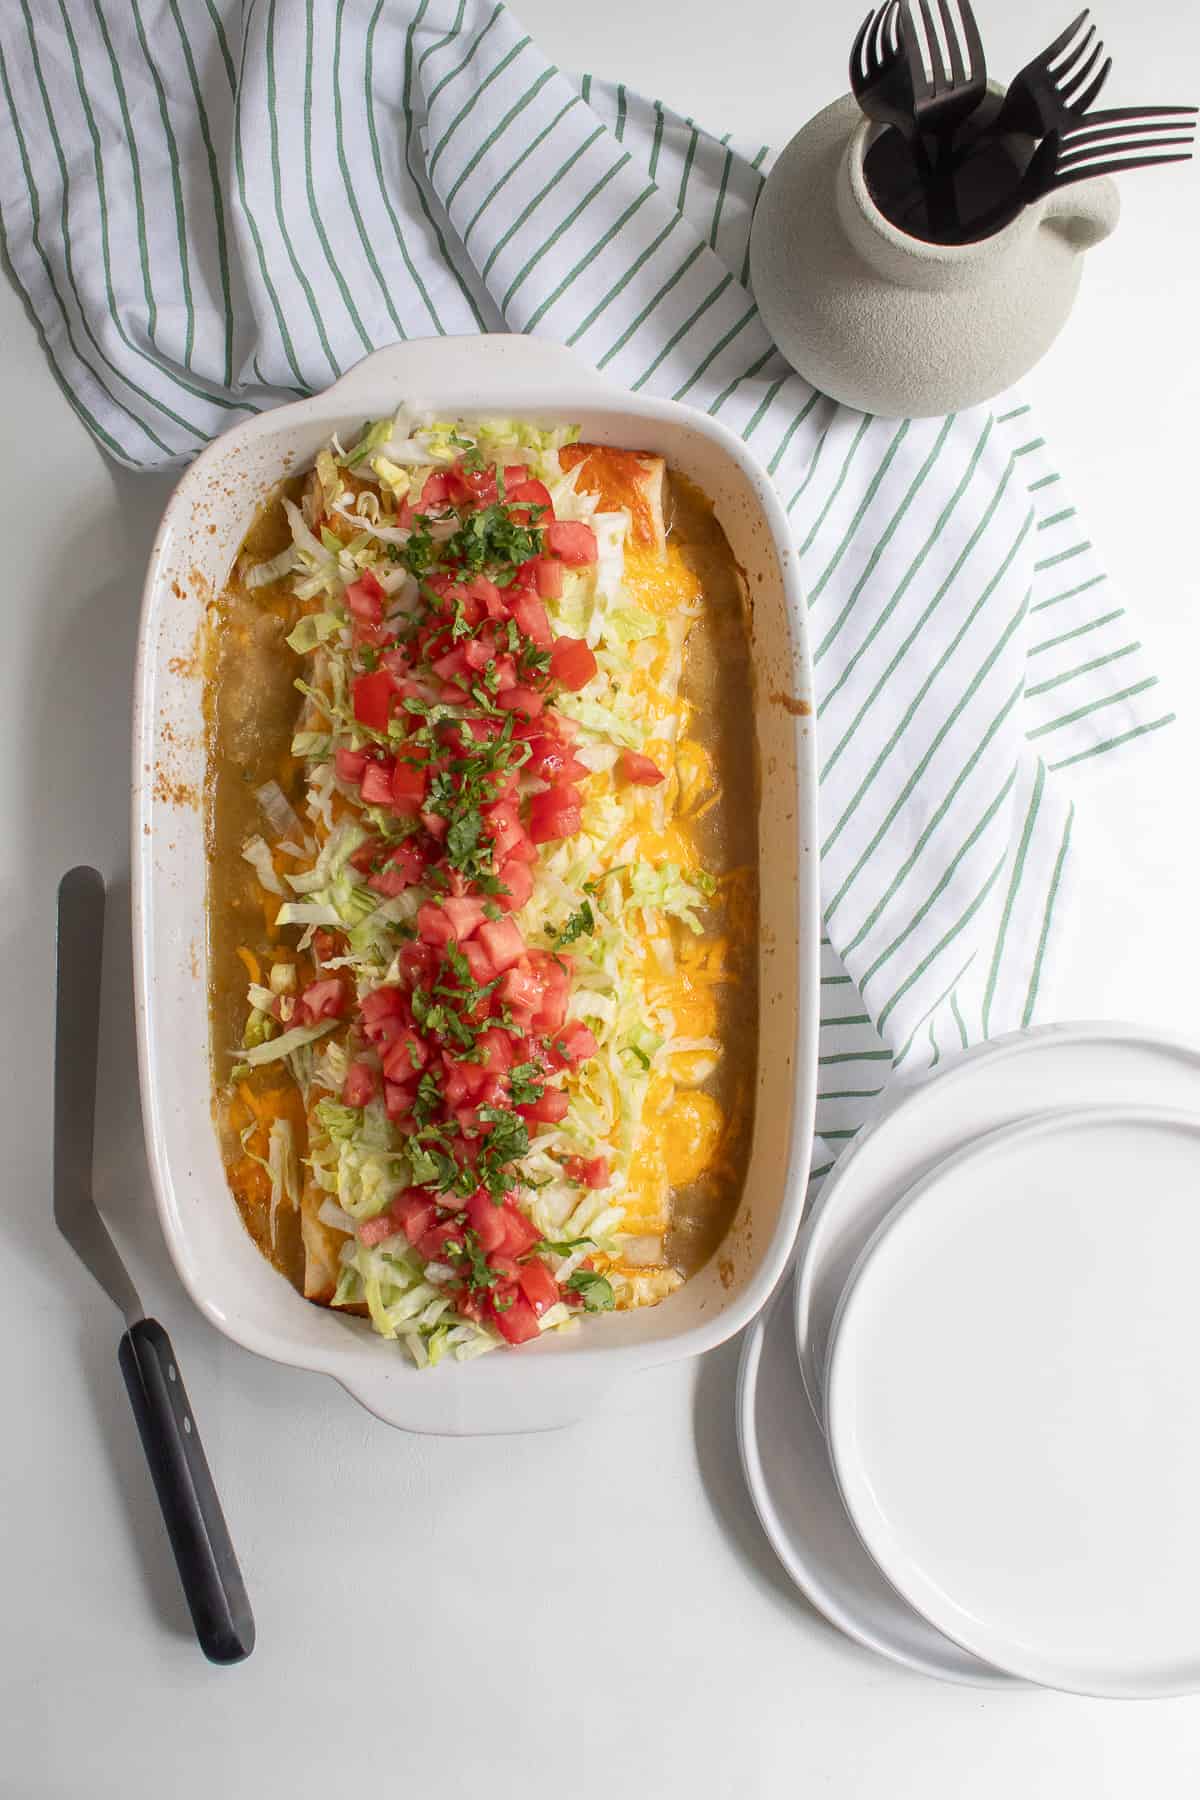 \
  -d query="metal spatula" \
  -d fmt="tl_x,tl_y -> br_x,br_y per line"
55,866 -> 254,1665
